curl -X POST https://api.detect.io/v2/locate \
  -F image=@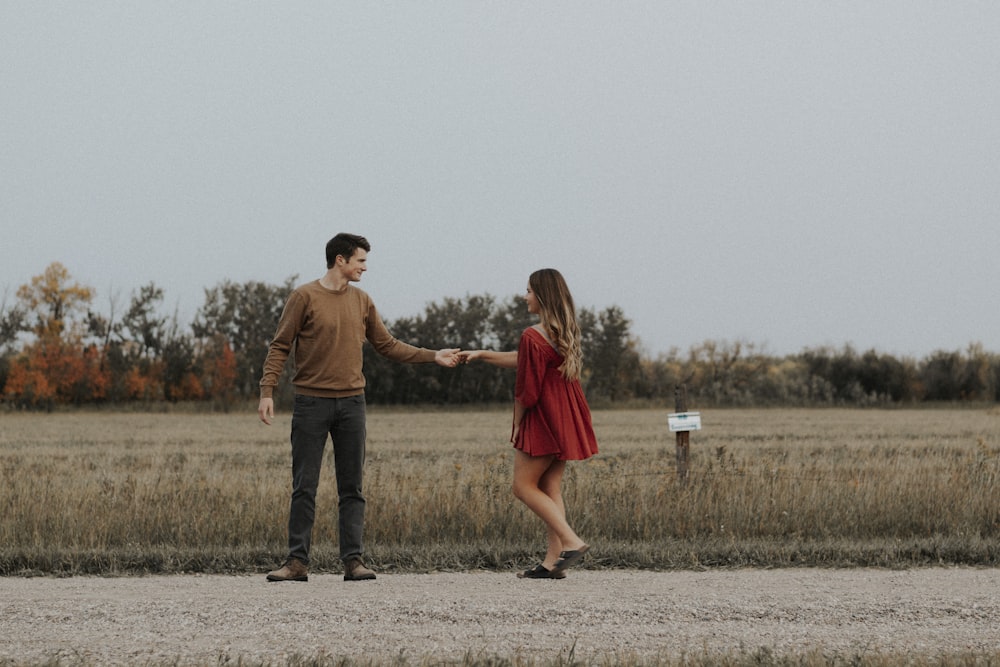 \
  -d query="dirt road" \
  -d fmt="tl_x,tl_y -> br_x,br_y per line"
3,567 -> 1000,665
